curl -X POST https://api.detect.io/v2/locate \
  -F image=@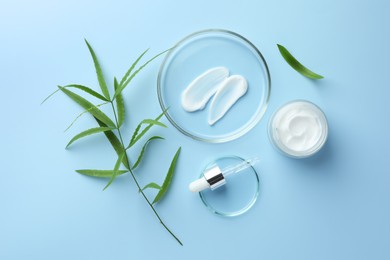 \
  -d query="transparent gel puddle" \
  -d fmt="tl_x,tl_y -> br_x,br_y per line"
199,156 -> 260,217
